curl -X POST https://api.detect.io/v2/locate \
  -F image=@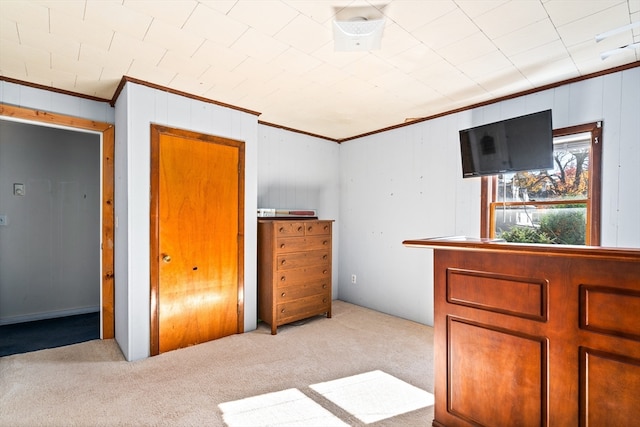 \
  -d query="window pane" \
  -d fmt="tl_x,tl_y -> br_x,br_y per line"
493,131 -> 591,245
495,204 -> 587,245
496,132 -> 591,202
